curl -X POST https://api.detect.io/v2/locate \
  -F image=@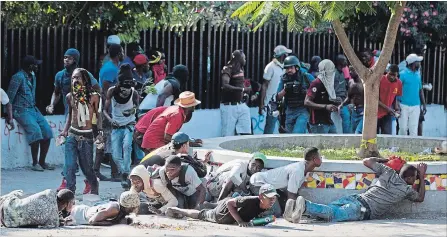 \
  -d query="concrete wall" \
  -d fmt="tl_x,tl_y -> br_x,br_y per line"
1,104 -> 446,169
